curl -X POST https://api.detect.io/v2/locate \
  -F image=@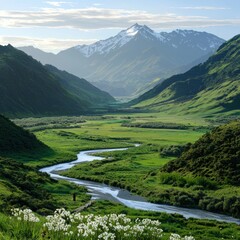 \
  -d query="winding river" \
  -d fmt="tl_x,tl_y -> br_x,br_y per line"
40,147 -> 240,225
